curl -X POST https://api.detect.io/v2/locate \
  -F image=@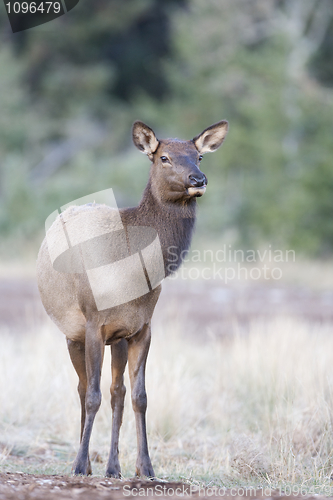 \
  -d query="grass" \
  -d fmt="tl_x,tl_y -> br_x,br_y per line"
1,311 -> 333,492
